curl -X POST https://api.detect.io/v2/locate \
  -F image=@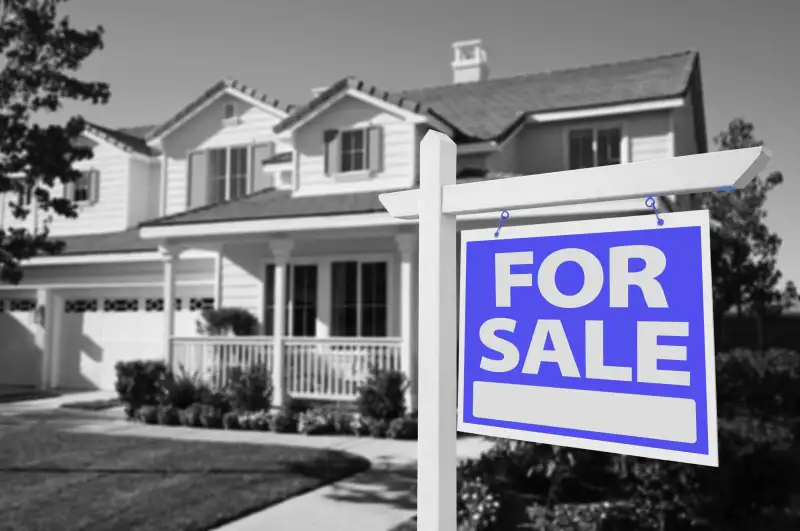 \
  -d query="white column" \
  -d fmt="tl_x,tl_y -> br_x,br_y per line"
160,245 -> 180,369
417,131 -> 458,531
34,288 -> 53,390
270,239 -> 293,408
213,246 -> 224,309
395,231 -> 417,412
